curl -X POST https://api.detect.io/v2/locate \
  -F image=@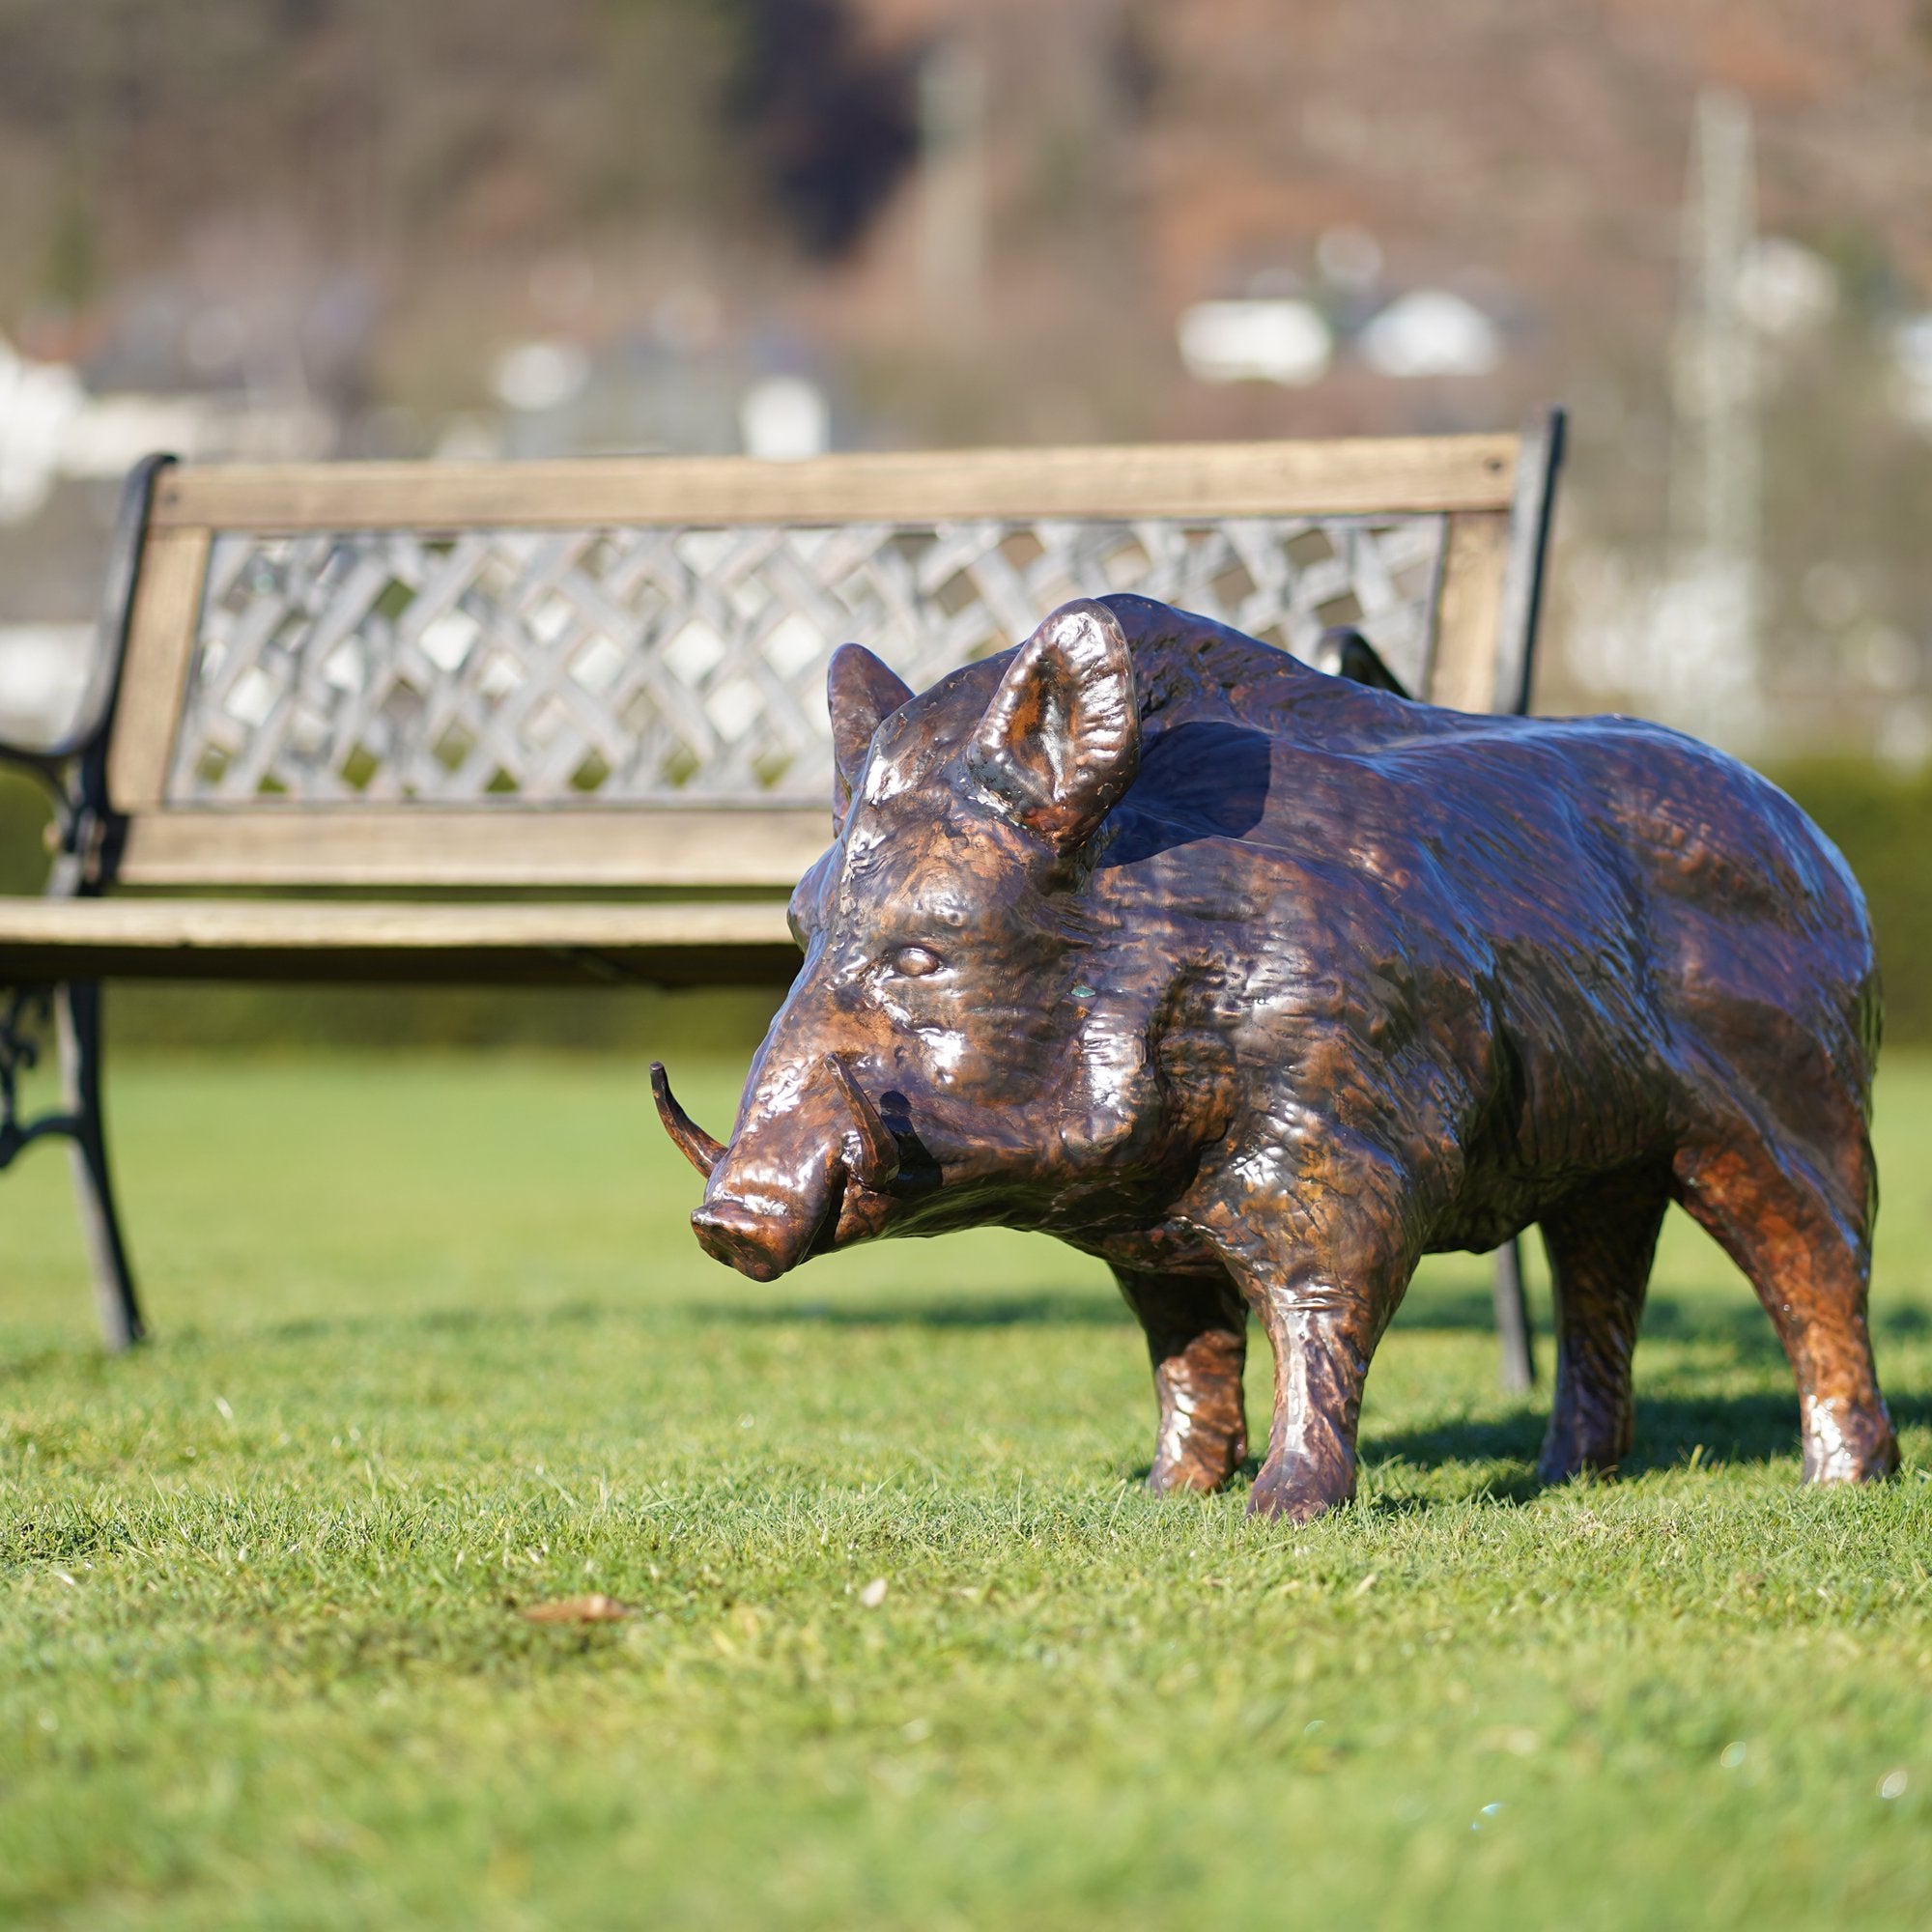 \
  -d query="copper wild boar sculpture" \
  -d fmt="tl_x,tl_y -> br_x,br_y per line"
653,593 -> 1896,1521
